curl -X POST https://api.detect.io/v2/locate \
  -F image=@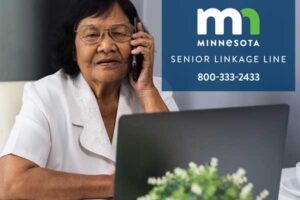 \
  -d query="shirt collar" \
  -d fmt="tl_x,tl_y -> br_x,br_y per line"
68,73 -> 140,162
